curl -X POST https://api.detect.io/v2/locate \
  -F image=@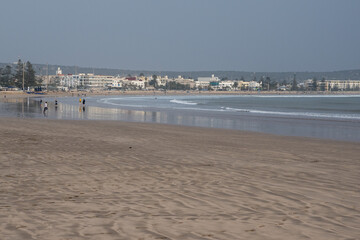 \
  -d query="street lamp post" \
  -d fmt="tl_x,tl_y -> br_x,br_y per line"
22,62 -> 25,92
